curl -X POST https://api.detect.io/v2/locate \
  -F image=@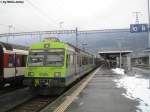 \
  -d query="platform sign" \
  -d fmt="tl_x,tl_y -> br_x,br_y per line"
130,24 -> 148,33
